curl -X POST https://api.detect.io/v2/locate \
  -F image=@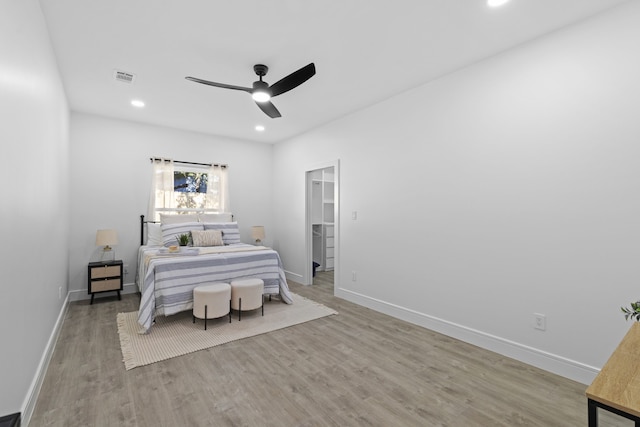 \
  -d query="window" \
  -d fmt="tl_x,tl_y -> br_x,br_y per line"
148,158 -> 229,221
174,170 -> 208,209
